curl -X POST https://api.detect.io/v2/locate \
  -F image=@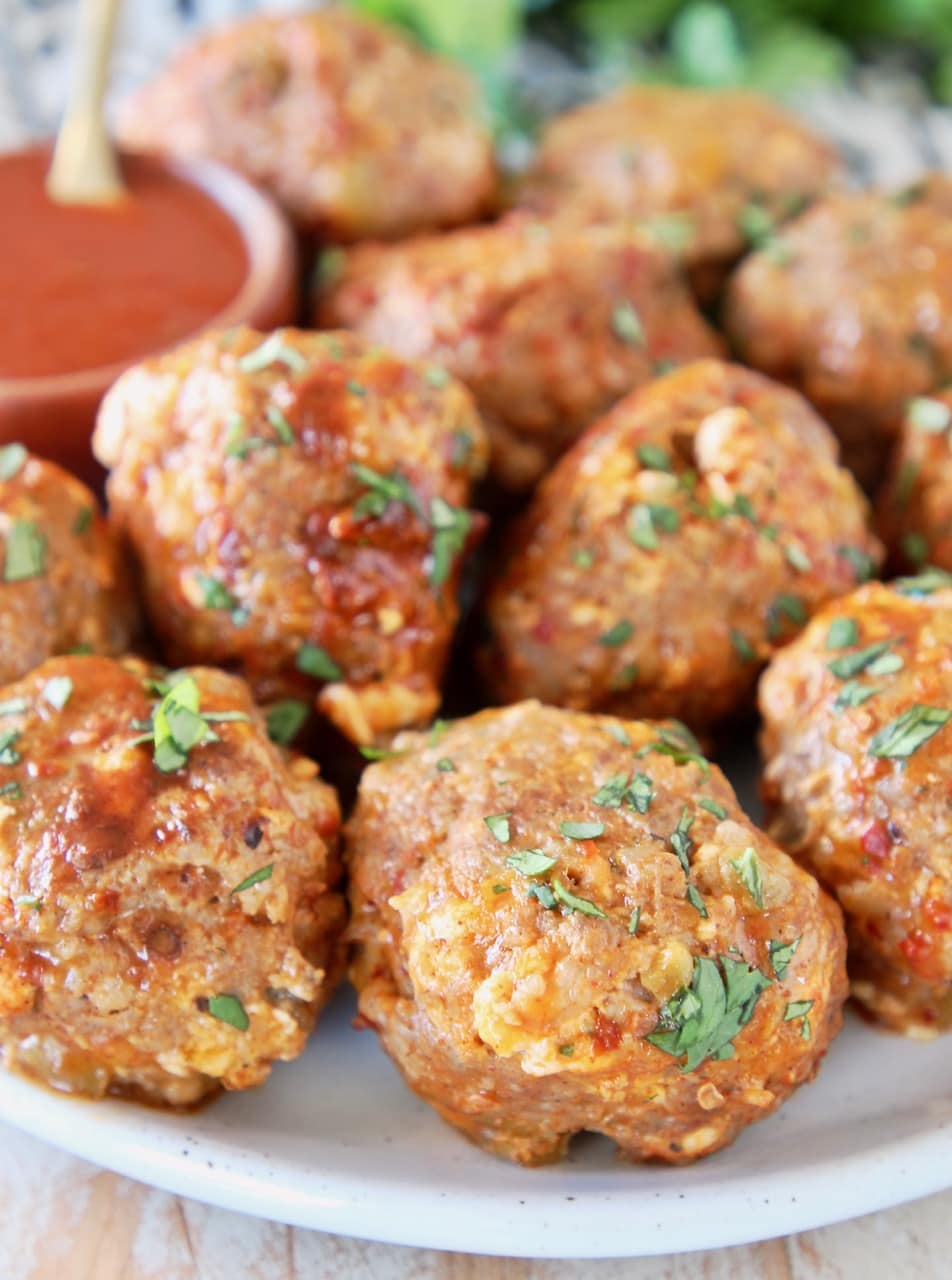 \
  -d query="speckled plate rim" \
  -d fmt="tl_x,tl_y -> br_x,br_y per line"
0,992 -> 950,1259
